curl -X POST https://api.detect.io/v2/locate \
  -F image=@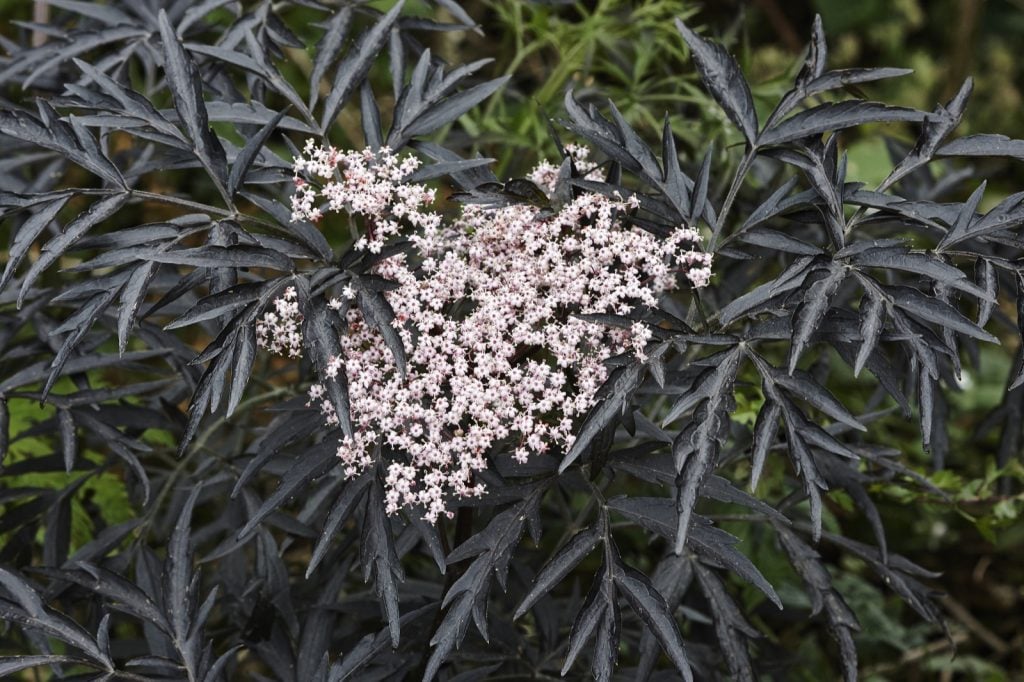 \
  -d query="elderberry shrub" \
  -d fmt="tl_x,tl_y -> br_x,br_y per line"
0,2 -> 1020,680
